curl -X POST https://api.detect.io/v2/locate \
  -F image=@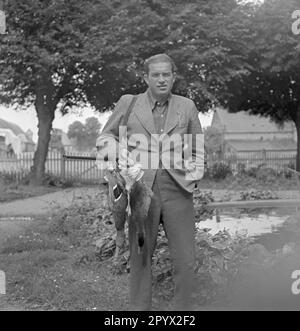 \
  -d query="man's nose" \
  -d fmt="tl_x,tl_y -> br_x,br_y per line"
158,74 -> 166,83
